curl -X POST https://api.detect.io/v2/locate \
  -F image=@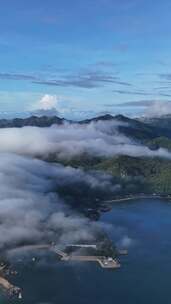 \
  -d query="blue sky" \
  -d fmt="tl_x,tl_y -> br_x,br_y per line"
0,0 -> 171,118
